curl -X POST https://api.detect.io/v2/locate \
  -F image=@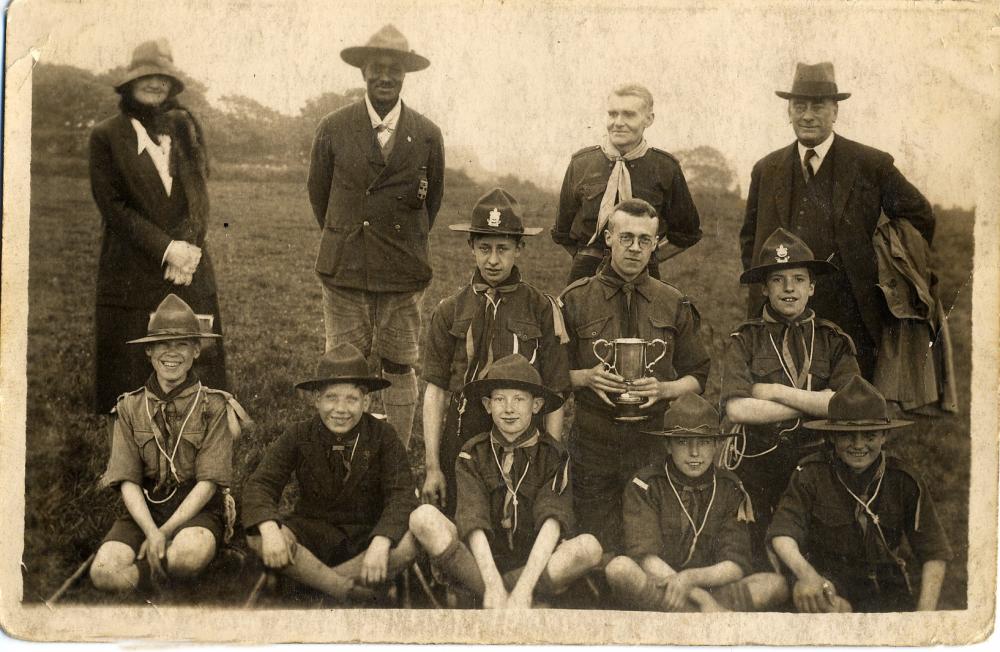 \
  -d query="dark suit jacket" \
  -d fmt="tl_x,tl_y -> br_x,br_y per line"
307,101 -> 444,293
739,135 -> 934,342
89,113 -> 216,308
